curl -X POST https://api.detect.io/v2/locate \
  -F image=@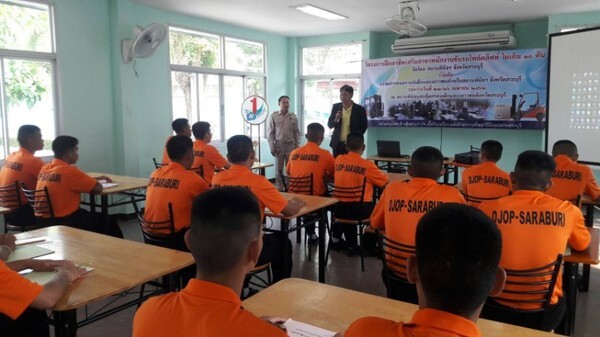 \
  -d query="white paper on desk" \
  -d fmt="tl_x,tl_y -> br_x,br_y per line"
101,182 -> 118,189
15,236 -> 49,246
21,266 -> 94,285
7,245 -> 54,262
284,319 -> 336,337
